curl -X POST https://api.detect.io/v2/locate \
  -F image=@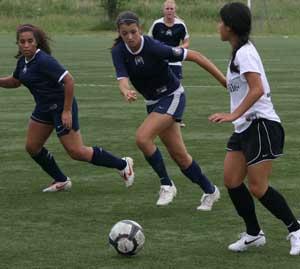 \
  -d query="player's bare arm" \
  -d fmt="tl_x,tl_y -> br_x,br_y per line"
209,72 -> 264,123
118,78 -> 137,103
0,76 -> 21,88
185,50 -> 226,88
